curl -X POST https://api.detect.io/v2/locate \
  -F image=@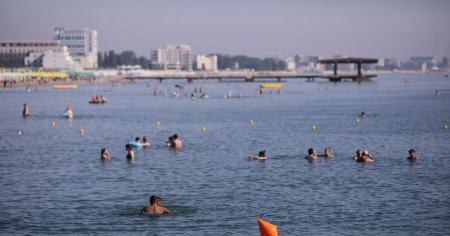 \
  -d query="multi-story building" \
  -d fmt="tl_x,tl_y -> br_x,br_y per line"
285,57 -> 296,71
0,41 -> 75,68
151,44 -> 192,71
196,54 -> 217,71
53,27 -> 98,68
